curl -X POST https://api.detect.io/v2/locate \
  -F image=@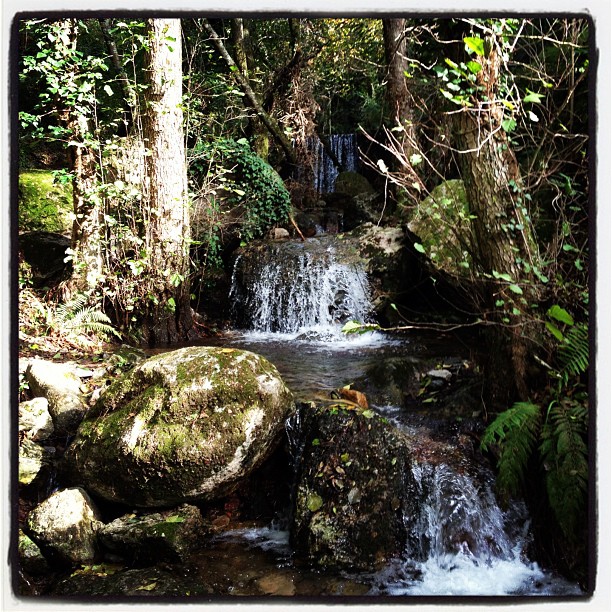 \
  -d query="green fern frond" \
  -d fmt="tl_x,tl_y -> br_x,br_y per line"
53,293 -> 121,340
540,398 -> 588,542
481,401 -> 542,500
559,322 -> 589,377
